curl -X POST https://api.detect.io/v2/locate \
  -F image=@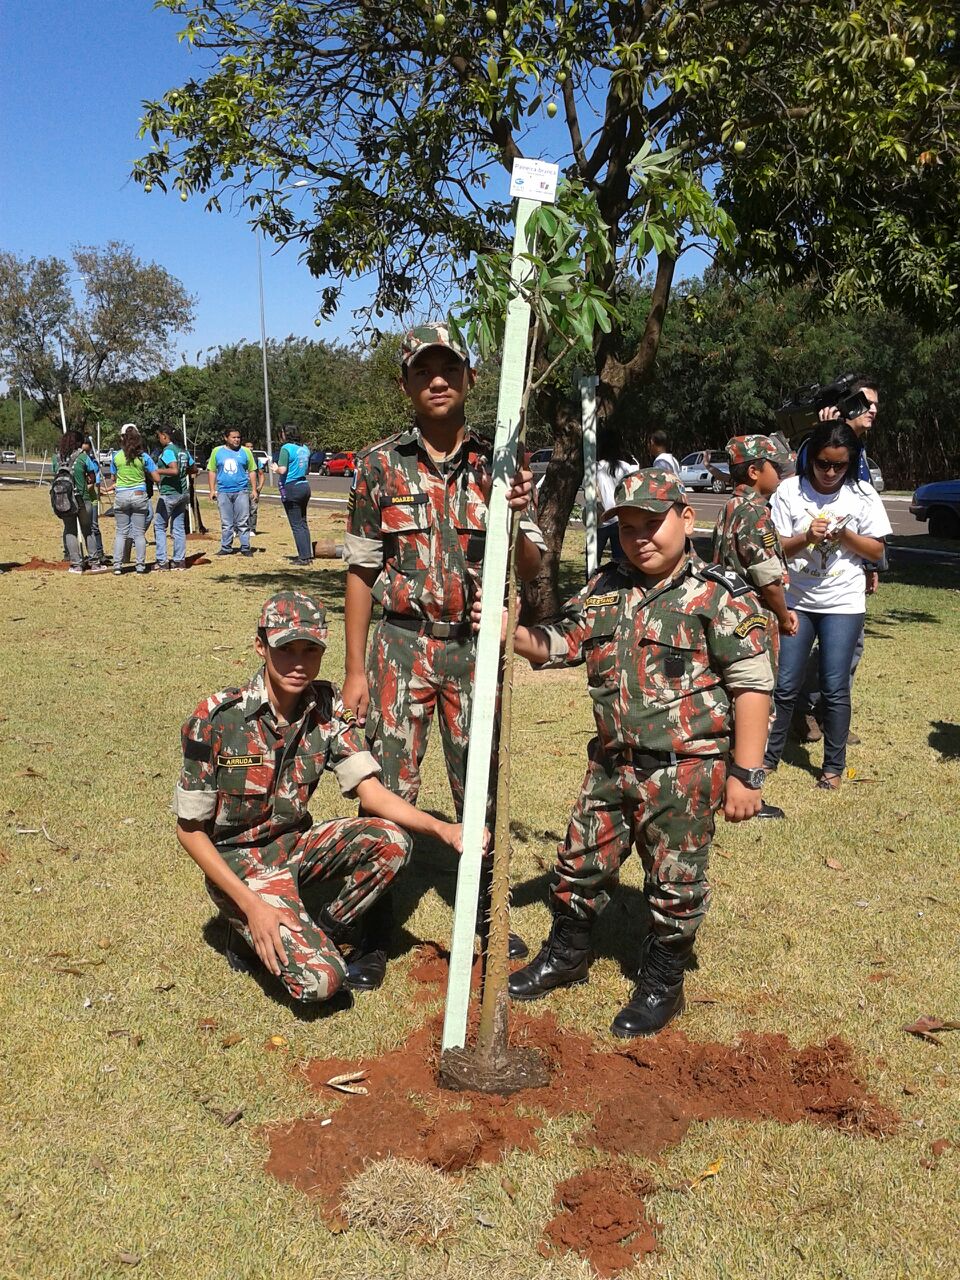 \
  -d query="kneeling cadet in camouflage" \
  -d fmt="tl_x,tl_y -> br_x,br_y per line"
174,591 -> 463,1003
505,470 -> 775,1037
